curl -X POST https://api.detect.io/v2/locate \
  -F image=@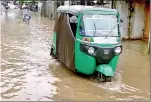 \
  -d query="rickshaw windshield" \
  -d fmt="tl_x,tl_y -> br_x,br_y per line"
80,14 -> 119,37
